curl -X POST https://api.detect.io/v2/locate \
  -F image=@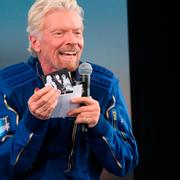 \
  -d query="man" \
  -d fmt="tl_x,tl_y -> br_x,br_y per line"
0,0 -> 139,179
